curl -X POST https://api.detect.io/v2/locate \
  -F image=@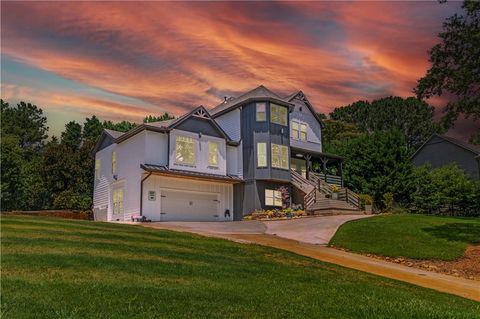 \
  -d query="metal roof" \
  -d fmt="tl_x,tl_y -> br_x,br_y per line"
141,164 -> 243,183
